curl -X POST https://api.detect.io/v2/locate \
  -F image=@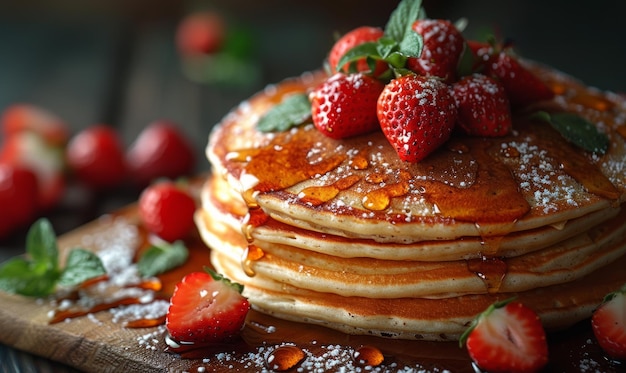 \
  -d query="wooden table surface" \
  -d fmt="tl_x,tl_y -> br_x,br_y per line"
0,0 -> 624,371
